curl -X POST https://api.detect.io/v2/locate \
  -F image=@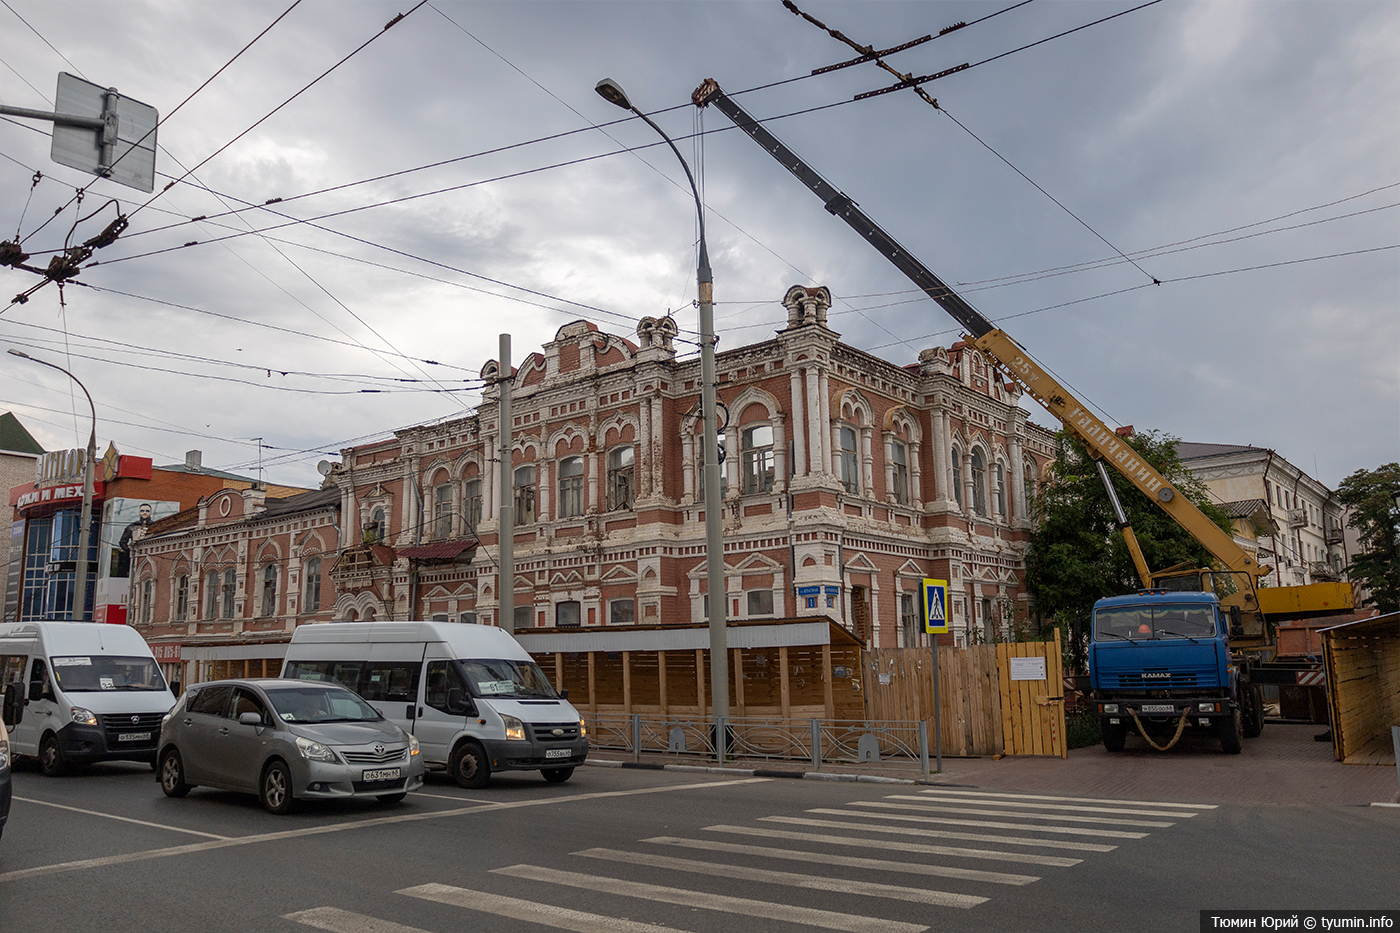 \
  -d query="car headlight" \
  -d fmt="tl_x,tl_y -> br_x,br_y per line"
408,734 -> 420,757
71,707 -> 98,726
502,715 -> 525,741
579,718 -> 587,738
295,735 -> 338,762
